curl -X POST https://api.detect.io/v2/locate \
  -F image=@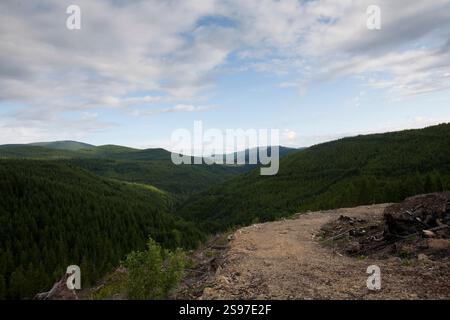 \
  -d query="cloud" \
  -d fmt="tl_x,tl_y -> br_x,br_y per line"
0,0 -> 227,107
294,0 -> 450,98
0,110 -> 114,144
129,104 -> 215,117
282,129 -> 297,141
1,0 -> 450,142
